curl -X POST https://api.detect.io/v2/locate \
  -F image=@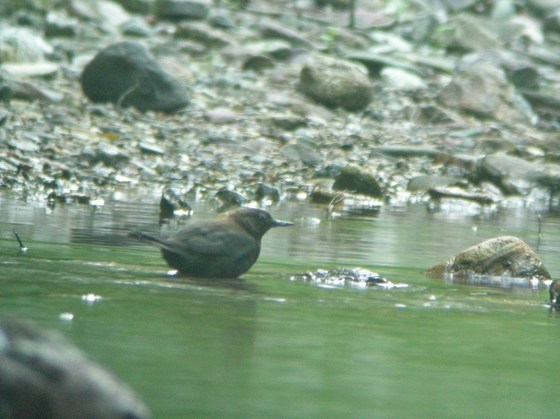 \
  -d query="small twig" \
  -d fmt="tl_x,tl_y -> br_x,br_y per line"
116,80 -> 140,109
13,230 -> 28,254
327,192 -> 345,218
